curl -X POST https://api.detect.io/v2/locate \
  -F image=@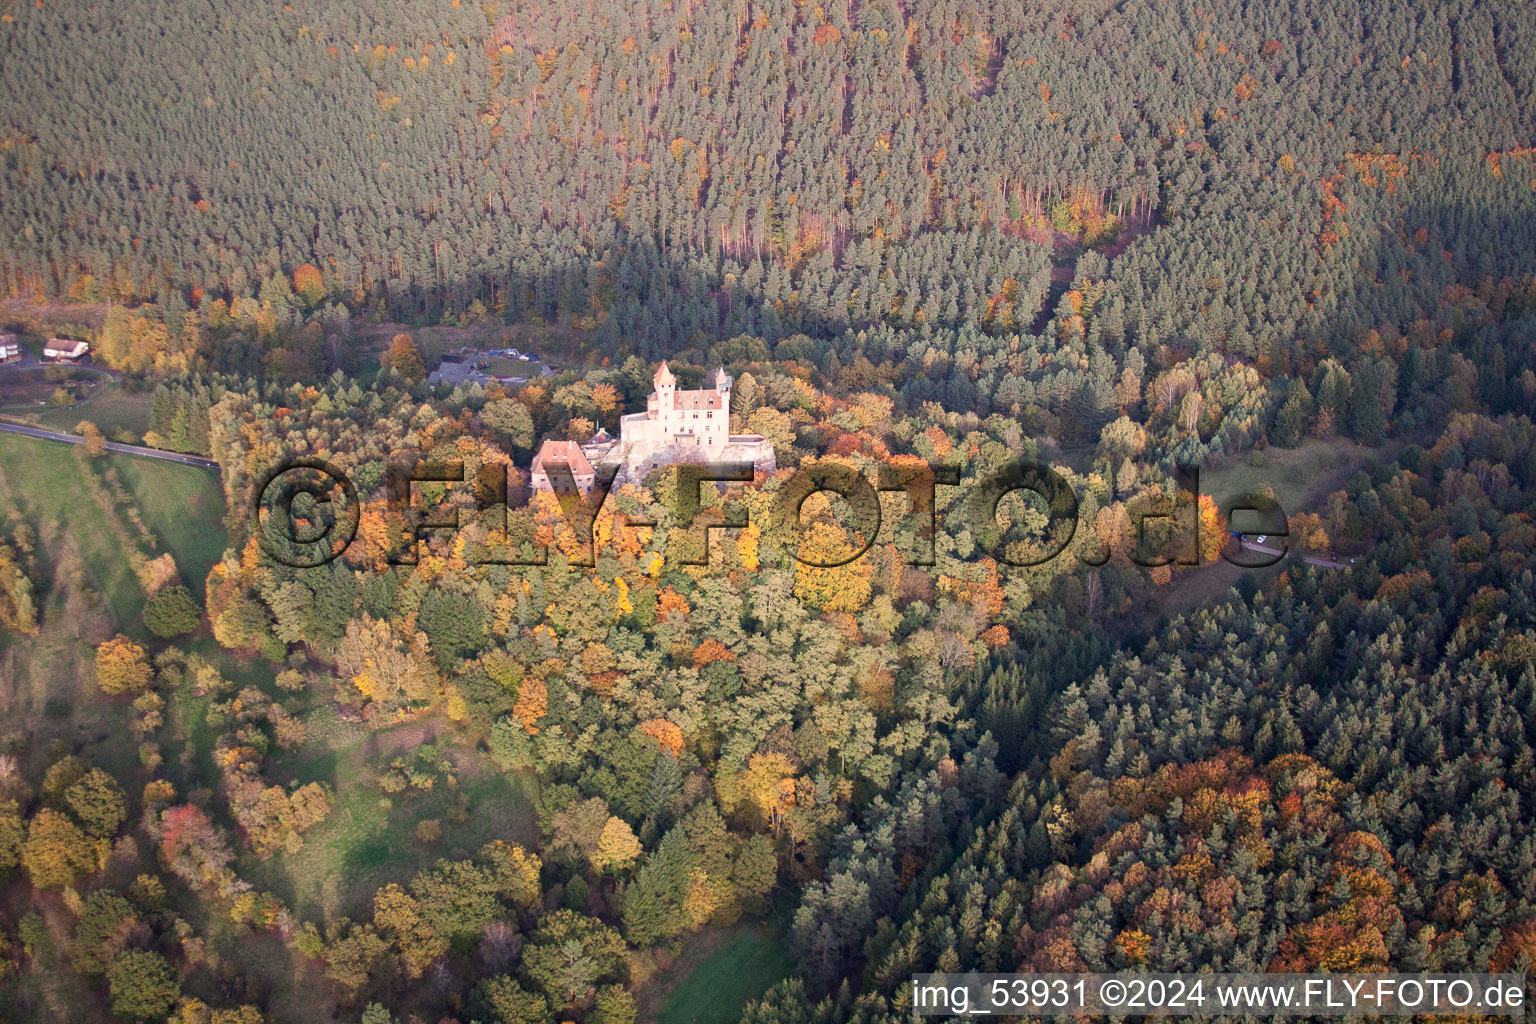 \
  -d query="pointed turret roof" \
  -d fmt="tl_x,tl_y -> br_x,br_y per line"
713,366 -> 732,389
653,360 -> 675,387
